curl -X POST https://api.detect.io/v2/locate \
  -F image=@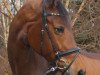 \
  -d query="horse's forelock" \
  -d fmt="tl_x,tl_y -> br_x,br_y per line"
46,0 -> 71,27
46,0 -> 62,7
